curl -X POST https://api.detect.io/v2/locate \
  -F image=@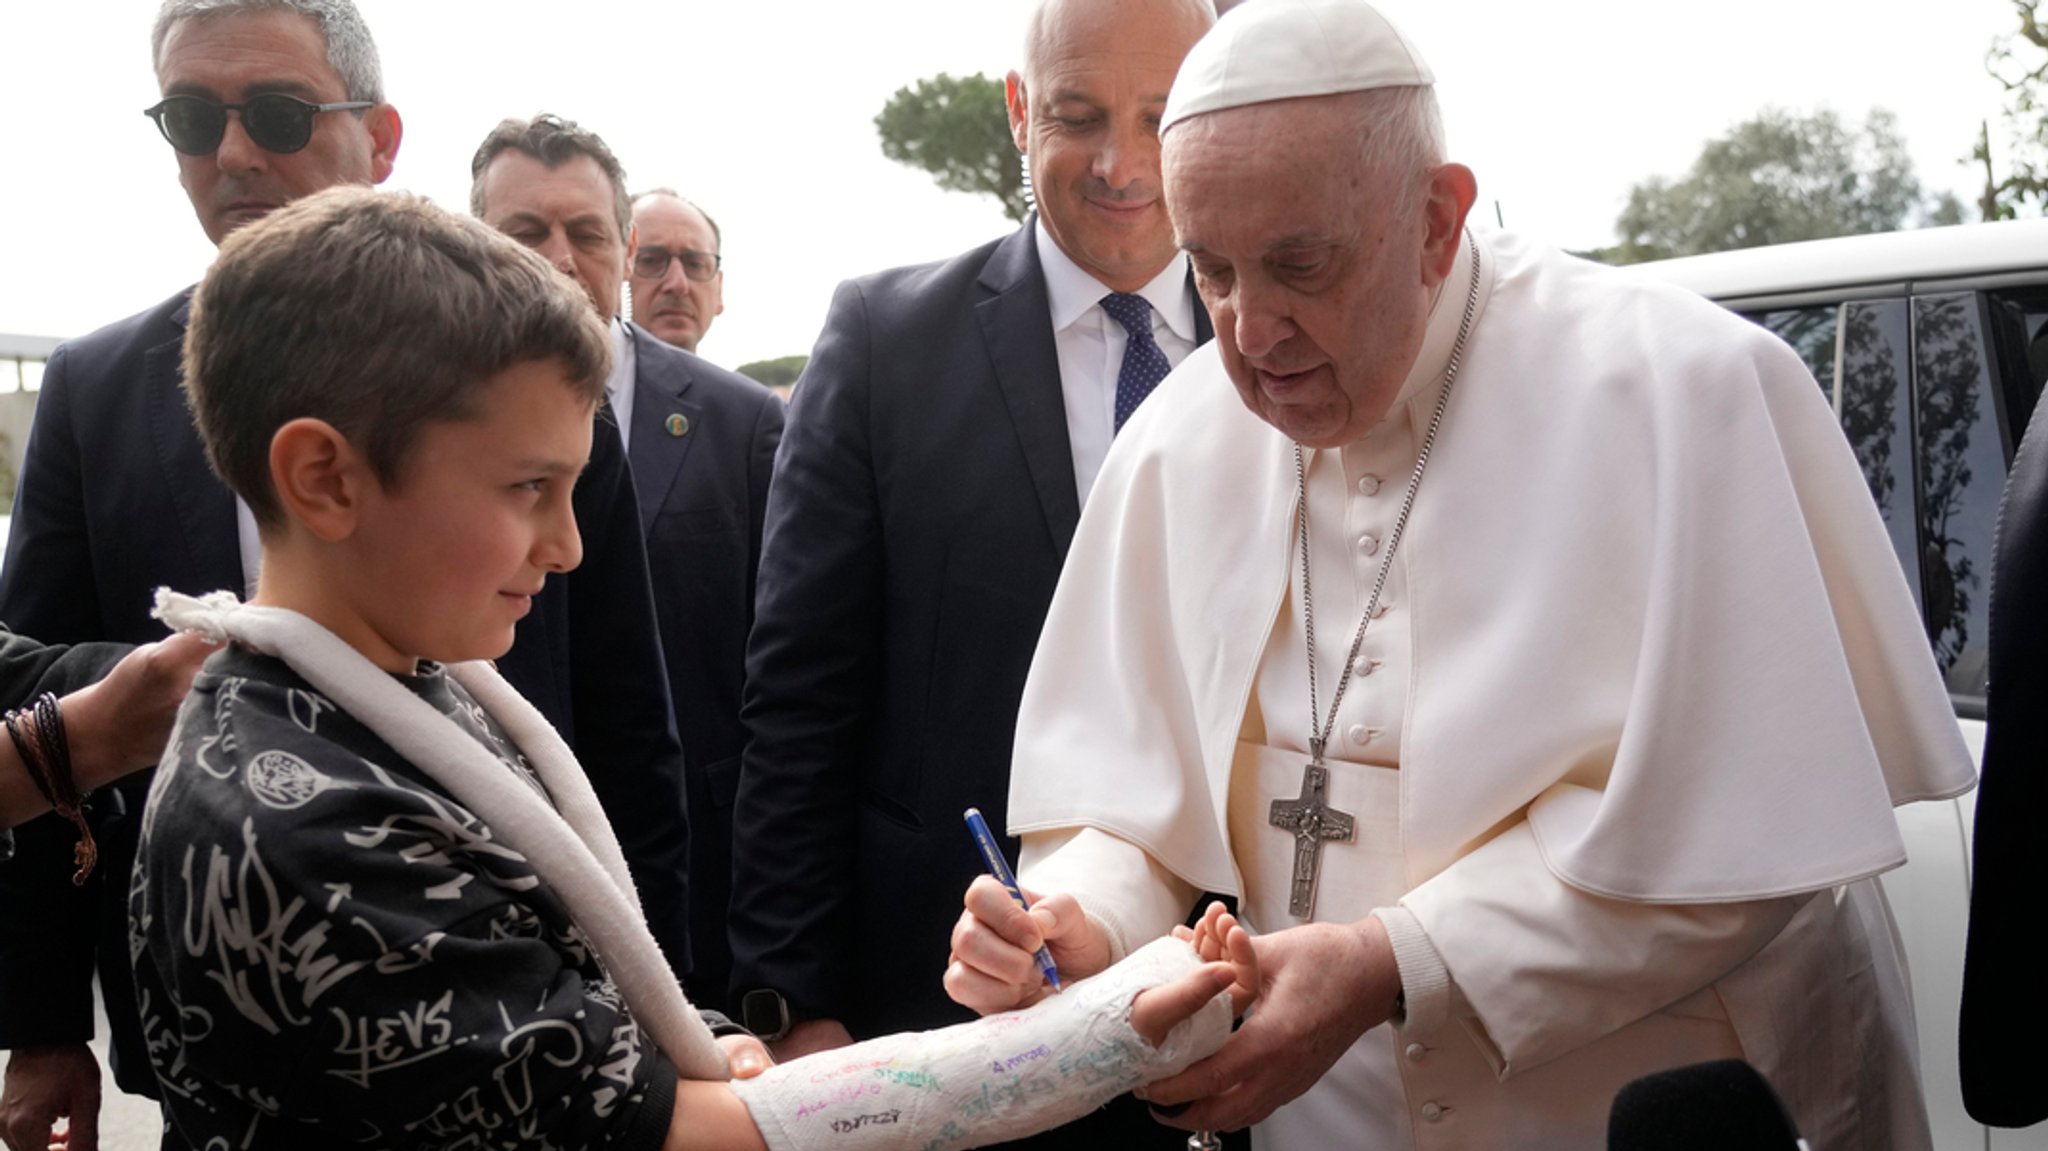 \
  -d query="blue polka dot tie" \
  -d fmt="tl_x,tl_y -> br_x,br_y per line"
1100,292 -> 1168,433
